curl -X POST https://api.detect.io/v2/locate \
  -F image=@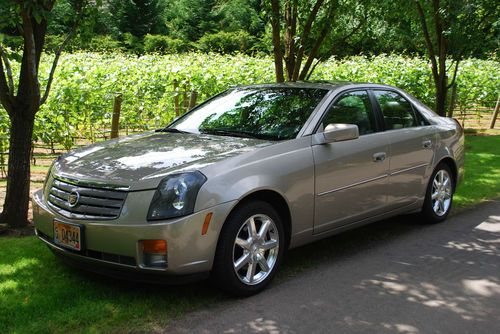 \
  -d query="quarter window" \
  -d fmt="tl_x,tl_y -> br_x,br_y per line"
373,90 -> 420,130
321,90 -> 376,135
